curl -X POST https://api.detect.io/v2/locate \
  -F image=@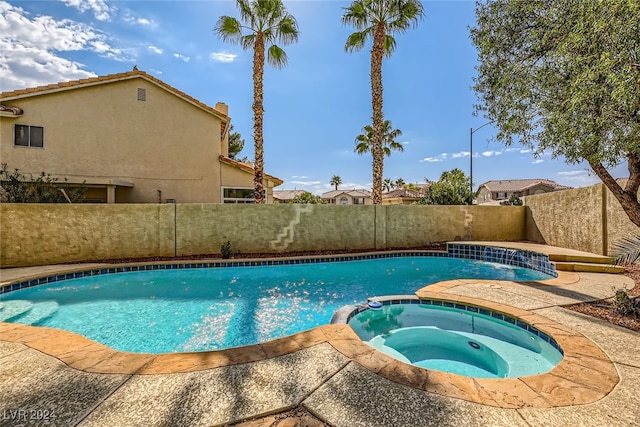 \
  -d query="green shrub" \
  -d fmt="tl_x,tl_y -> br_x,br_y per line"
221,241 -> 233,259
